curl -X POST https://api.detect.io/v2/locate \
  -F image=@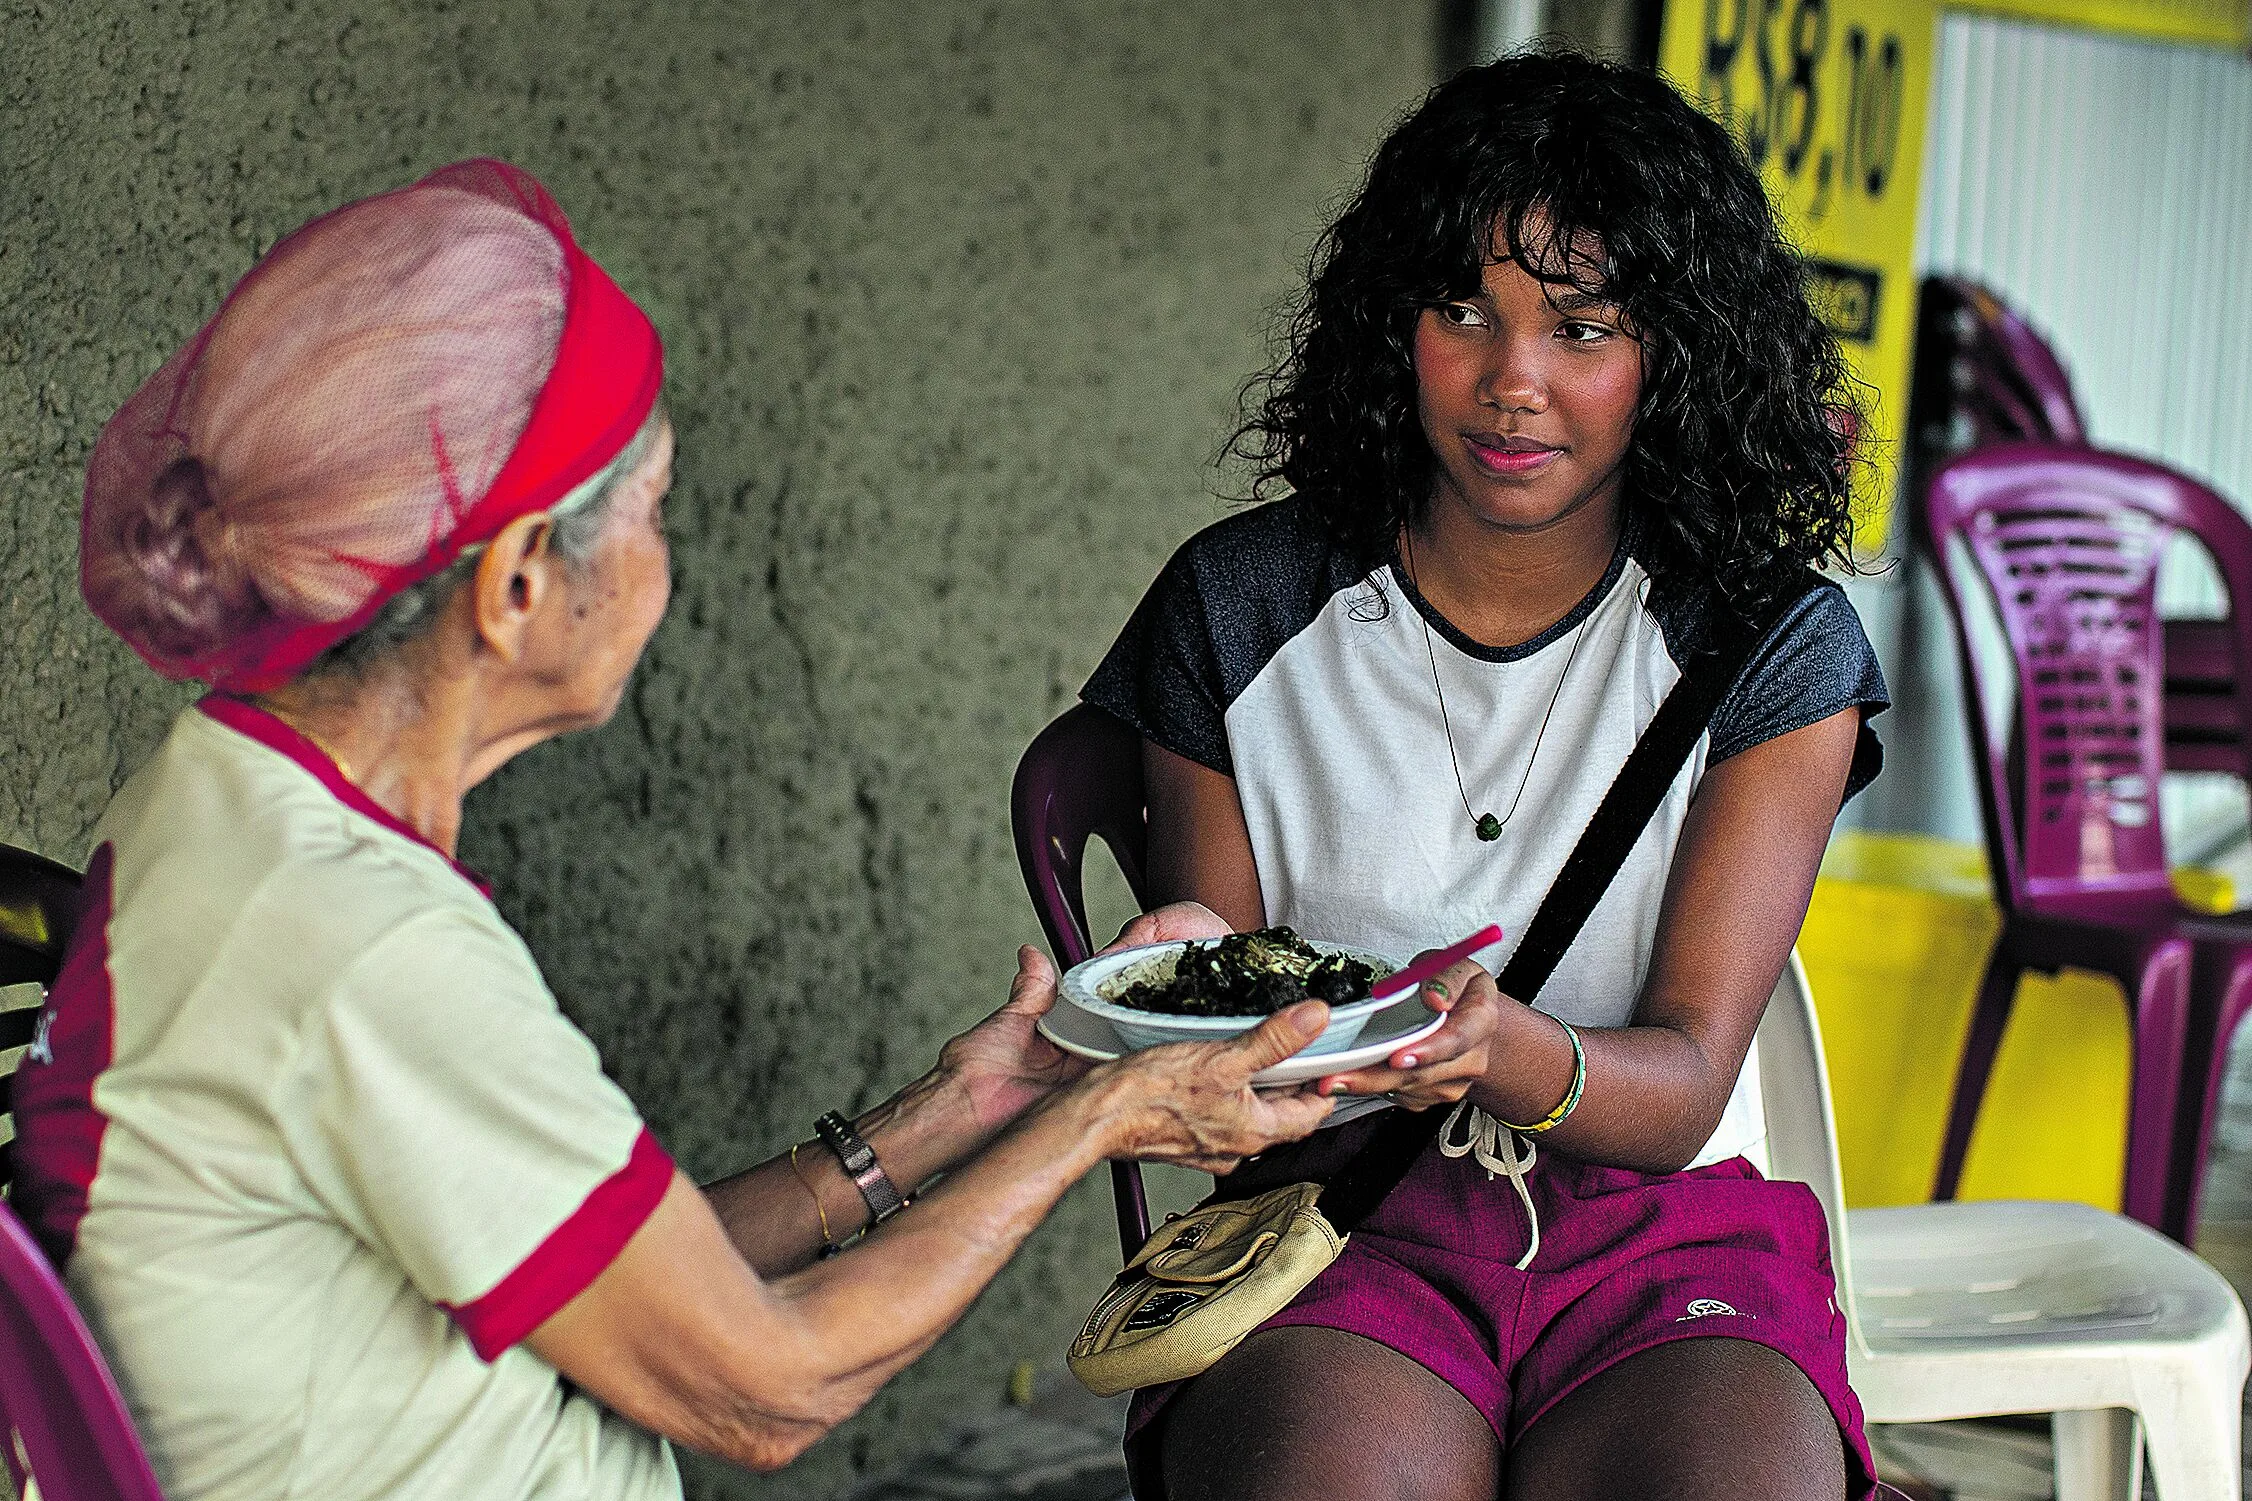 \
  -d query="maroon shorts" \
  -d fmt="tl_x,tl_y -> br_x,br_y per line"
1126,1143 -> 1877,1499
